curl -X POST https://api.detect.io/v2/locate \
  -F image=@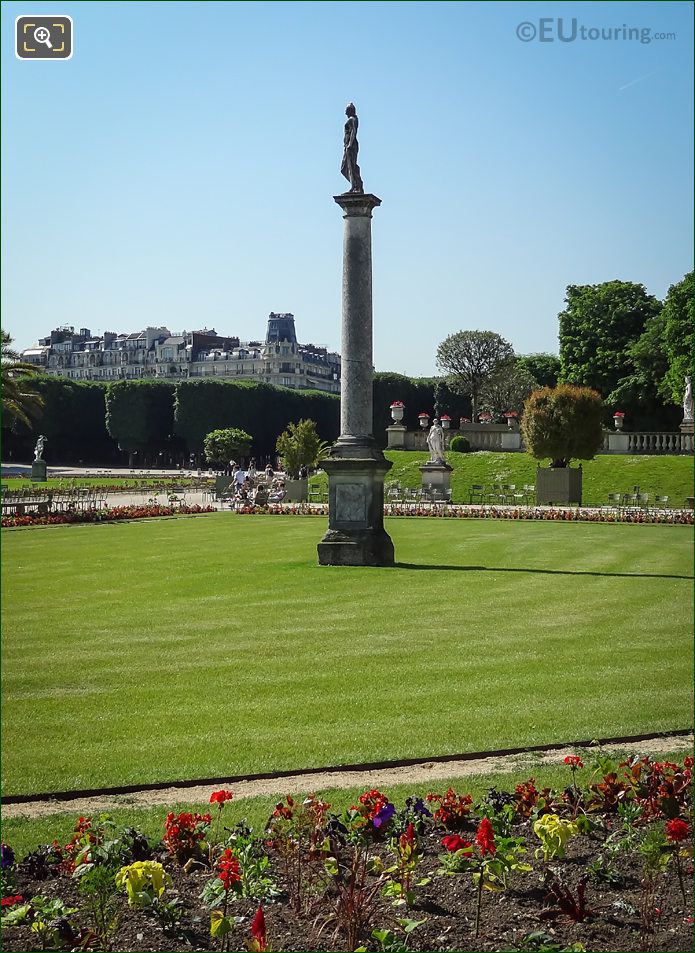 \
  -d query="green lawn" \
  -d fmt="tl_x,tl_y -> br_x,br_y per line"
1,514 -> 692,796
310,452 -> 694,506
